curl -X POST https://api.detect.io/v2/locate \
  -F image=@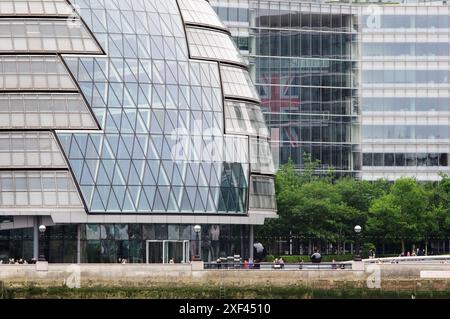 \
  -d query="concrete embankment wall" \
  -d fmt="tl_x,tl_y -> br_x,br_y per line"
1,263 -> 450,291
